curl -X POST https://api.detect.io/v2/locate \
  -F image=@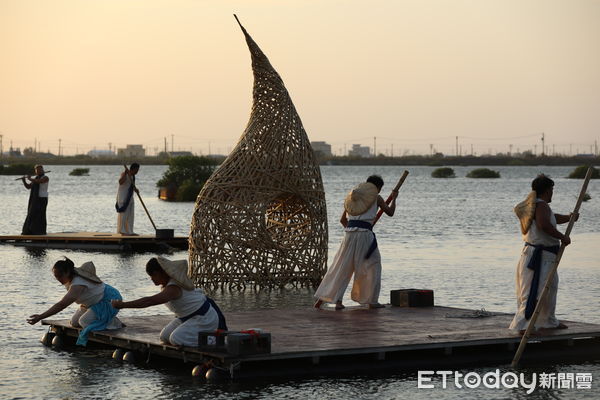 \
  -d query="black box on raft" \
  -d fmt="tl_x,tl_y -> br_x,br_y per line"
198,330 -> 272,356
390,289 -> 434,307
